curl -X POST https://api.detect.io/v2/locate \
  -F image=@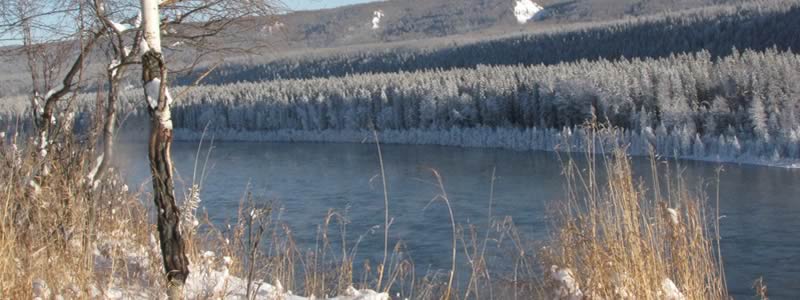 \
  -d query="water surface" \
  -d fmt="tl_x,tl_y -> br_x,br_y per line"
118,142 -> 800,297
